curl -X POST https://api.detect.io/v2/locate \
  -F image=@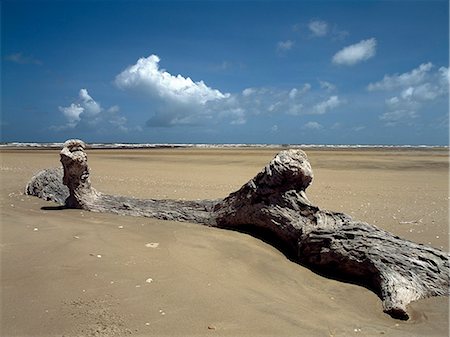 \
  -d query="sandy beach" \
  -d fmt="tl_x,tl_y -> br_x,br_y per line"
1,147 -> 449,336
